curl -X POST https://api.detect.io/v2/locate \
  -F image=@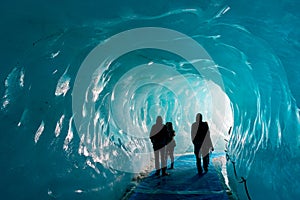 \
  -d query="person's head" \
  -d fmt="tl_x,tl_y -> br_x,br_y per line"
156,116 -> 163,125
166,122 -> 173,130
196,113 -> 202,122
